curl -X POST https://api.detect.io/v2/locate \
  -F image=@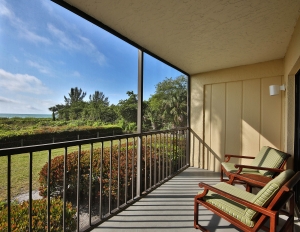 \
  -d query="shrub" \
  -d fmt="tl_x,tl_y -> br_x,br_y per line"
0,198 -> 76,232
38,136 -> 185,206
38,141 -> 162,203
